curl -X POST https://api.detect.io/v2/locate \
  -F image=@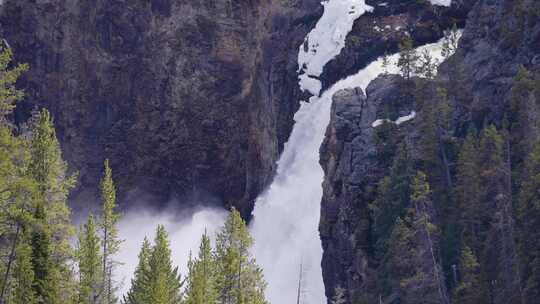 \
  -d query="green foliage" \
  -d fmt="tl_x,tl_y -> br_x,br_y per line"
441,24 -> 460,60
99,159 -> 122,304
77,214 -> 102,304
31,202 -> 58,304
397,36 -> 419,80
453,246 -> 485,304
145,225 -> 183,304
455,128 -> 481,246
28,109 -> 77,303
215,208 -> 267,304
370,144 -> 413,258
12,239 -> 37,304
0,45 -> 29,120
185,232 -> 218,304
123,238 -> 151,304
517,136 -> 540,302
